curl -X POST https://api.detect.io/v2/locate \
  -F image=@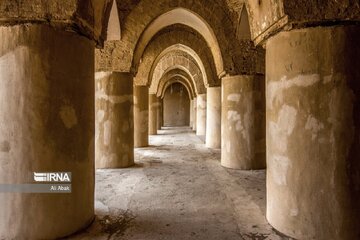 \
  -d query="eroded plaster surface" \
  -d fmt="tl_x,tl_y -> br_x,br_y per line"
206,87 -> 221,149
196,94 -> 207,136
221,75 -> 265,170
134,86 -> 149,147
266,26 -> 360,240
0,24 -> 95,239
95,72 -> 134,169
